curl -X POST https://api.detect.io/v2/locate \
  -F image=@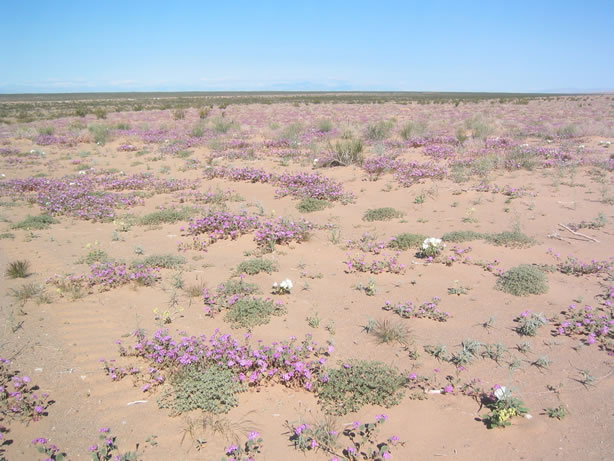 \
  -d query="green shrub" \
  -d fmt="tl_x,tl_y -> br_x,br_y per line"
9,282 -> 41,305
0,232 -> 15,239
323,139 -> 364,166
365,120 -> 394,141
13,214 -> 59,230
442,230 -> 534,247
464,116 -> 492,139
400,120 -> 427,139
362,207 -> 404,222
496,265 -> 548,296
212,117 -> 235,134
132,254 -> 186,269
235,258 -> 279,275
297,197 -> 330,213
504,147 -> 539,170
316,119 -> 333,132
388,233 -> 427,250
75,106 -> 88,117
88,124 -> 110,145
139,207 -> 197,225
317,360 -> 407,415
218,279 -> 260,299
442,230 -> 485,242
368,319 -> 411,345
93,108 -> 107,119
38,126 -> 55,135
225,297 -> 286,329
5,260 -> 31,278
173,109 -> 186,120
79,249 -> 111,265
279,122 -> 303,143
484,231 -> 535,248
159,365 -> 244,415
190,123 -> 205,138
